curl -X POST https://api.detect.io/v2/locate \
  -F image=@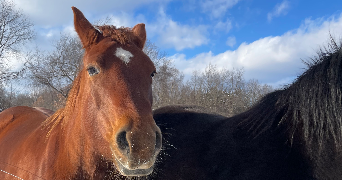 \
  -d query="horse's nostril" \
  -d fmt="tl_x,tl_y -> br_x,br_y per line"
117,131 -> 129,153
155,131 -> 162,152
